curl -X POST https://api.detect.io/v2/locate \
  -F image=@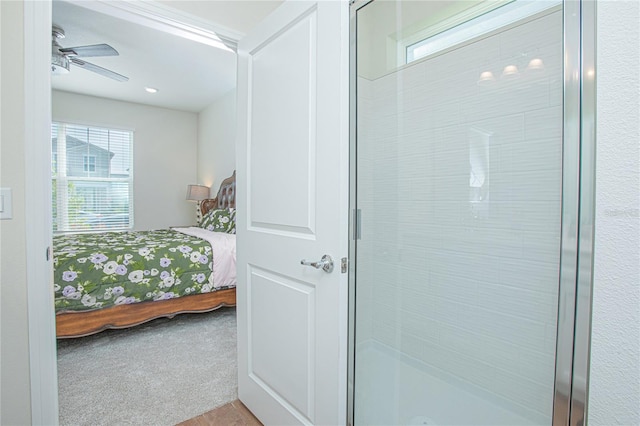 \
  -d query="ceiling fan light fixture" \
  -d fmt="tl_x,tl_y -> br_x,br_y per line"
51,51 -> 70,75
51,28 -> 69,75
